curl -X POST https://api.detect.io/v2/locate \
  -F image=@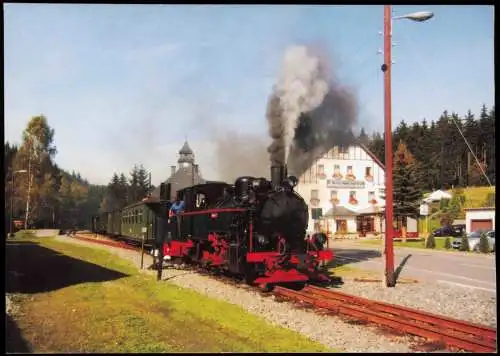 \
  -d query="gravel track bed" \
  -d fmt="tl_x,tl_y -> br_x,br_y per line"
53,236 -> 496,352
335,277 -> 497,329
